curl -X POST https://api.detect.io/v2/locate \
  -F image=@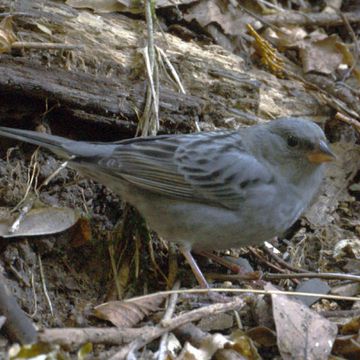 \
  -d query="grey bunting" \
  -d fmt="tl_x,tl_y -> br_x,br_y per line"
0,118 -> 335,287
